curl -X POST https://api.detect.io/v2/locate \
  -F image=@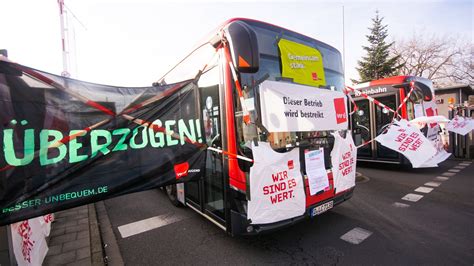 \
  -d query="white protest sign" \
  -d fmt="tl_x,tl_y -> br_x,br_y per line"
305,148 -> 329,196
410,115 -> 450,125
248,142 -> 305,224
11,217 -> 49,266
41,214 -> 54,237
423,100 -> 441,141
375,119 -> 437,168
331,132 -> 357,193
259,80 -> 348,132
446,116 -> 474,136
414,104 -> 424,119
419,141 -> 451,168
